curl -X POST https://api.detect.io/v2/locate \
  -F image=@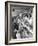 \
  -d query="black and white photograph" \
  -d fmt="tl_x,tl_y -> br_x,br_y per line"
5,1 -> 37,44
10,5 -> 33,39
